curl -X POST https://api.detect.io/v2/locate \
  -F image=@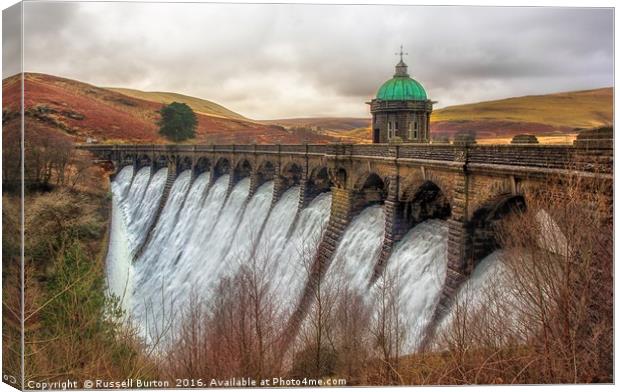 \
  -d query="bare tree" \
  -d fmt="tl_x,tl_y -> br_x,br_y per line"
428,171 -> 613,384
289,227 -> 341,380
369,267 -> 405,385
162,232 -> 286,381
